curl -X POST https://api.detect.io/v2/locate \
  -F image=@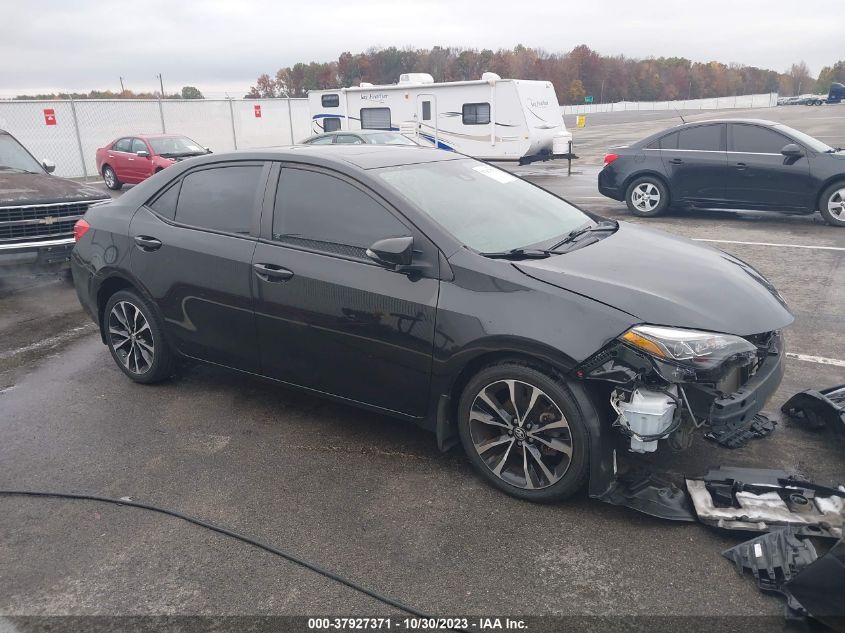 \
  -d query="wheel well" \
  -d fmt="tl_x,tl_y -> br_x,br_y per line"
623,171 -> 671,202
154,167 -> 164,173
96,277 -> 134,340
102,163 -> 113,175
816,178 -> 845,211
